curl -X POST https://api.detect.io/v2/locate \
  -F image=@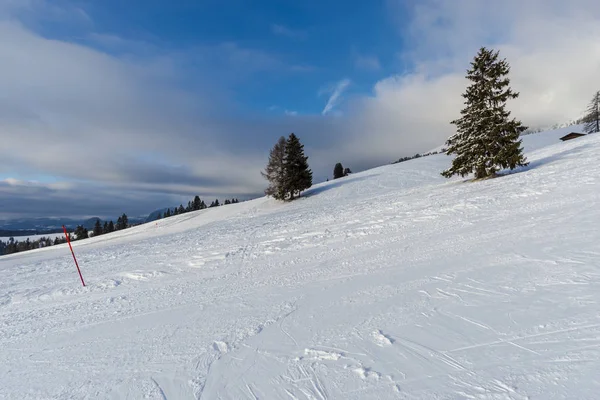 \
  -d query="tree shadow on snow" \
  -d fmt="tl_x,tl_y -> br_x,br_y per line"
500,142 -> 593,177
302,175 -> 377,198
